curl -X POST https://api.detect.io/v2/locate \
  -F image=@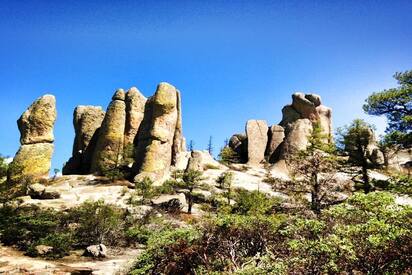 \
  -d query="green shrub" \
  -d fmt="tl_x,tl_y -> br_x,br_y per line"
135,177 -> 156,203
218,147 -> 241,164
232,189 -> 281,215
27,232 -> 73,259
68,200 -> 126,246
